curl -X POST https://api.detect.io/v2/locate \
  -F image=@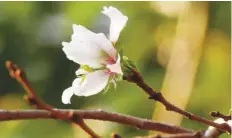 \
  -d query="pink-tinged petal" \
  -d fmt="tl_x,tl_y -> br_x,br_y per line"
106,54 -> 123,75
102,6 -> 128,43
95,33 -> 117,60
74,70 -> 109,96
